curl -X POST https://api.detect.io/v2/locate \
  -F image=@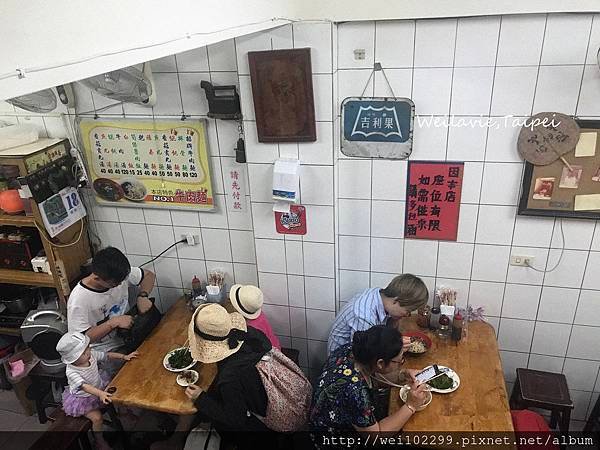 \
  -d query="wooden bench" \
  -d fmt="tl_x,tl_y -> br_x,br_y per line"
29,408 -> 92,450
